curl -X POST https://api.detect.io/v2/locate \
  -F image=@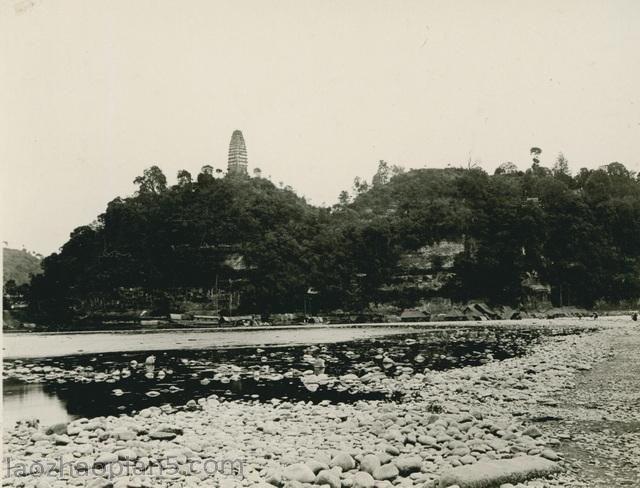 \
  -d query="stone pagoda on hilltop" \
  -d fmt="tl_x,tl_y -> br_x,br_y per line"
227,130 -> 248,176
